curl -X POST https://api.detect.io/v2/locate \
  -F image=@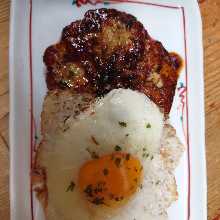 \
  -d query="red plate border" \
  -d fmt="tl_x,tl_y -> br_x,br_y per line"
29,1 -> 190,219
